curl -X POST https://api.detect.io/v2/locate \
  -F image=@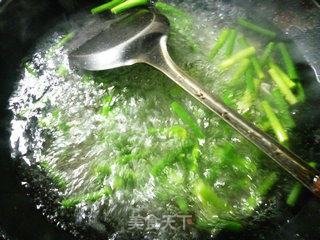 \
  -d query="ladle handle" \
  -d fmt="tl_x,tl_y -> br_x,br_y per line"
146,35 -> 320,197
